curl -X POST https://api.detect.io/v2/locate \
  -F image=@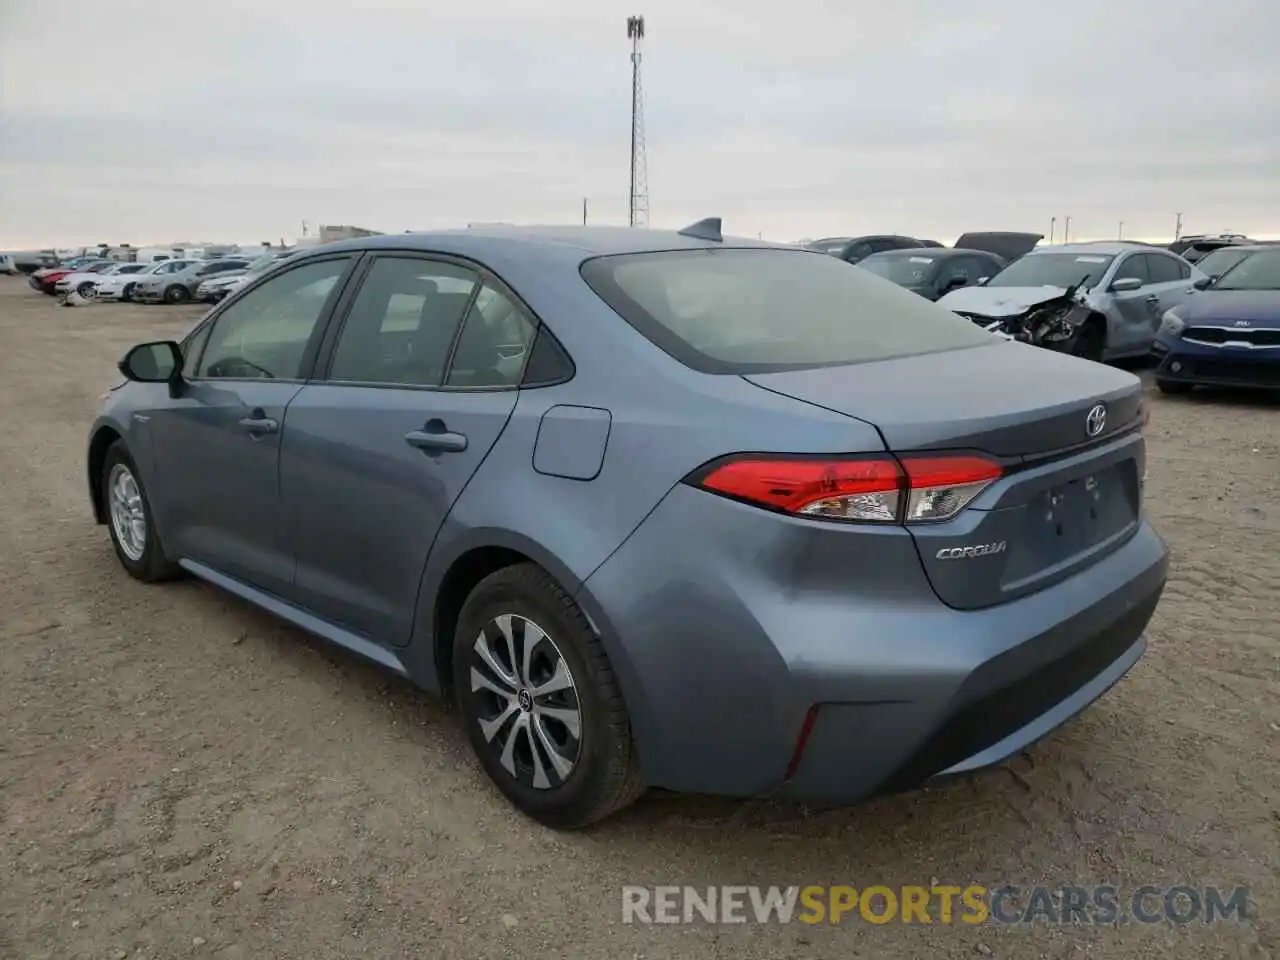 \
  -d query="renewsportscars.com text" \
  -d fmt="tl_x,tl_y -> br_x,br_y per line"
621,884 -> 1251,926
